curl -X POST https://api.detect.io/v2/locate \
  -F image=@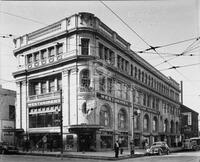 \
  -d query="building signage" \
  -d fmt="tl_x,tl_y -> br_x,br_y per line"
96,92 -> 131,106
182,112 -> 192,125
28,98 -> 61,107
